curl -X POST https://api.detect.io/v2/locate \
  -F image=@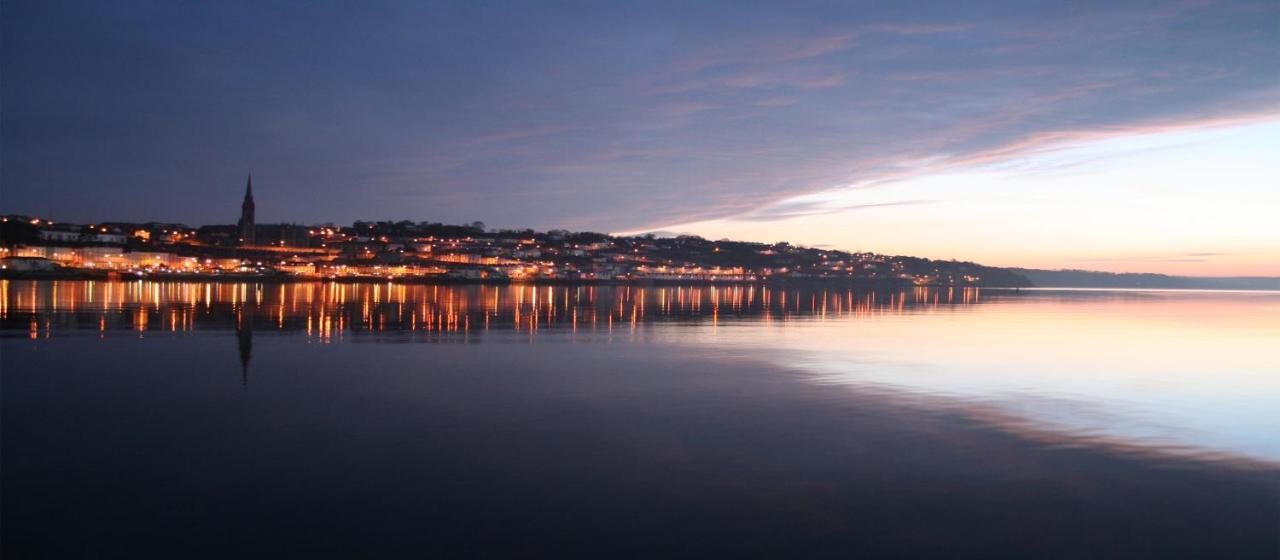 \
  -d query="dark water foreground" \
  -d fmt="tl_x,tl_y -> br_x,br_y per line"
2,281 -> 1277,558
